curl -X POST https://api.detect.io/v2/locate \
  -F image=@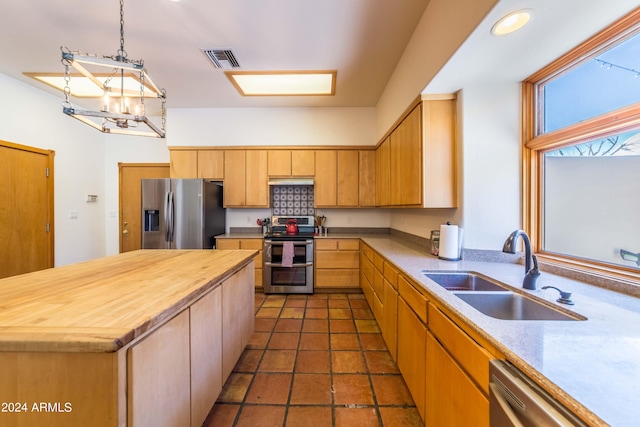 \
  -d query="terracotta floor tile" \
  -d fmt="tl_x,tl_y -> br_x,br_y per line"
217,373 -> 253,403
236,405 -> 286,427
332,374 -> 375,405
306,299 -> 328,308
349,299 -> 370,309
295,350 -> 331,373
268,332 -> 300,350
285,406 -> 333,427
334,407 -> 379,427
330,333 -> 360,350
348,293 -> 366,300
329,308 -> 353,319
330,319 -> 356,333
285,298 -> 307,308
262,297 -> 286,307
305,308 -> 329,319
302,318 -> 329,333
245,373 -> 292,404
355,319 -> 381,333
203,403 -> 240,427
352,308 -> 375,319
255,317 -> 277,332
233,349 -> 264,373
378,407 -> 424,427
328,293 -> 349,299
328,298 -> 350,308
332,351 -> 368,373
364,351 -> 400,374
259,349 -> 297,372
359,333 -> 387,350
371,375 -> 414,405
280,307 -> 305,319
274,318 -> 303,332
289,373 -> 332,405
246,332 -> 271,349
308,293 -> 328,300
299,333 -> 330,350
256,307 -> 283,318
255,295 -> 266,308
